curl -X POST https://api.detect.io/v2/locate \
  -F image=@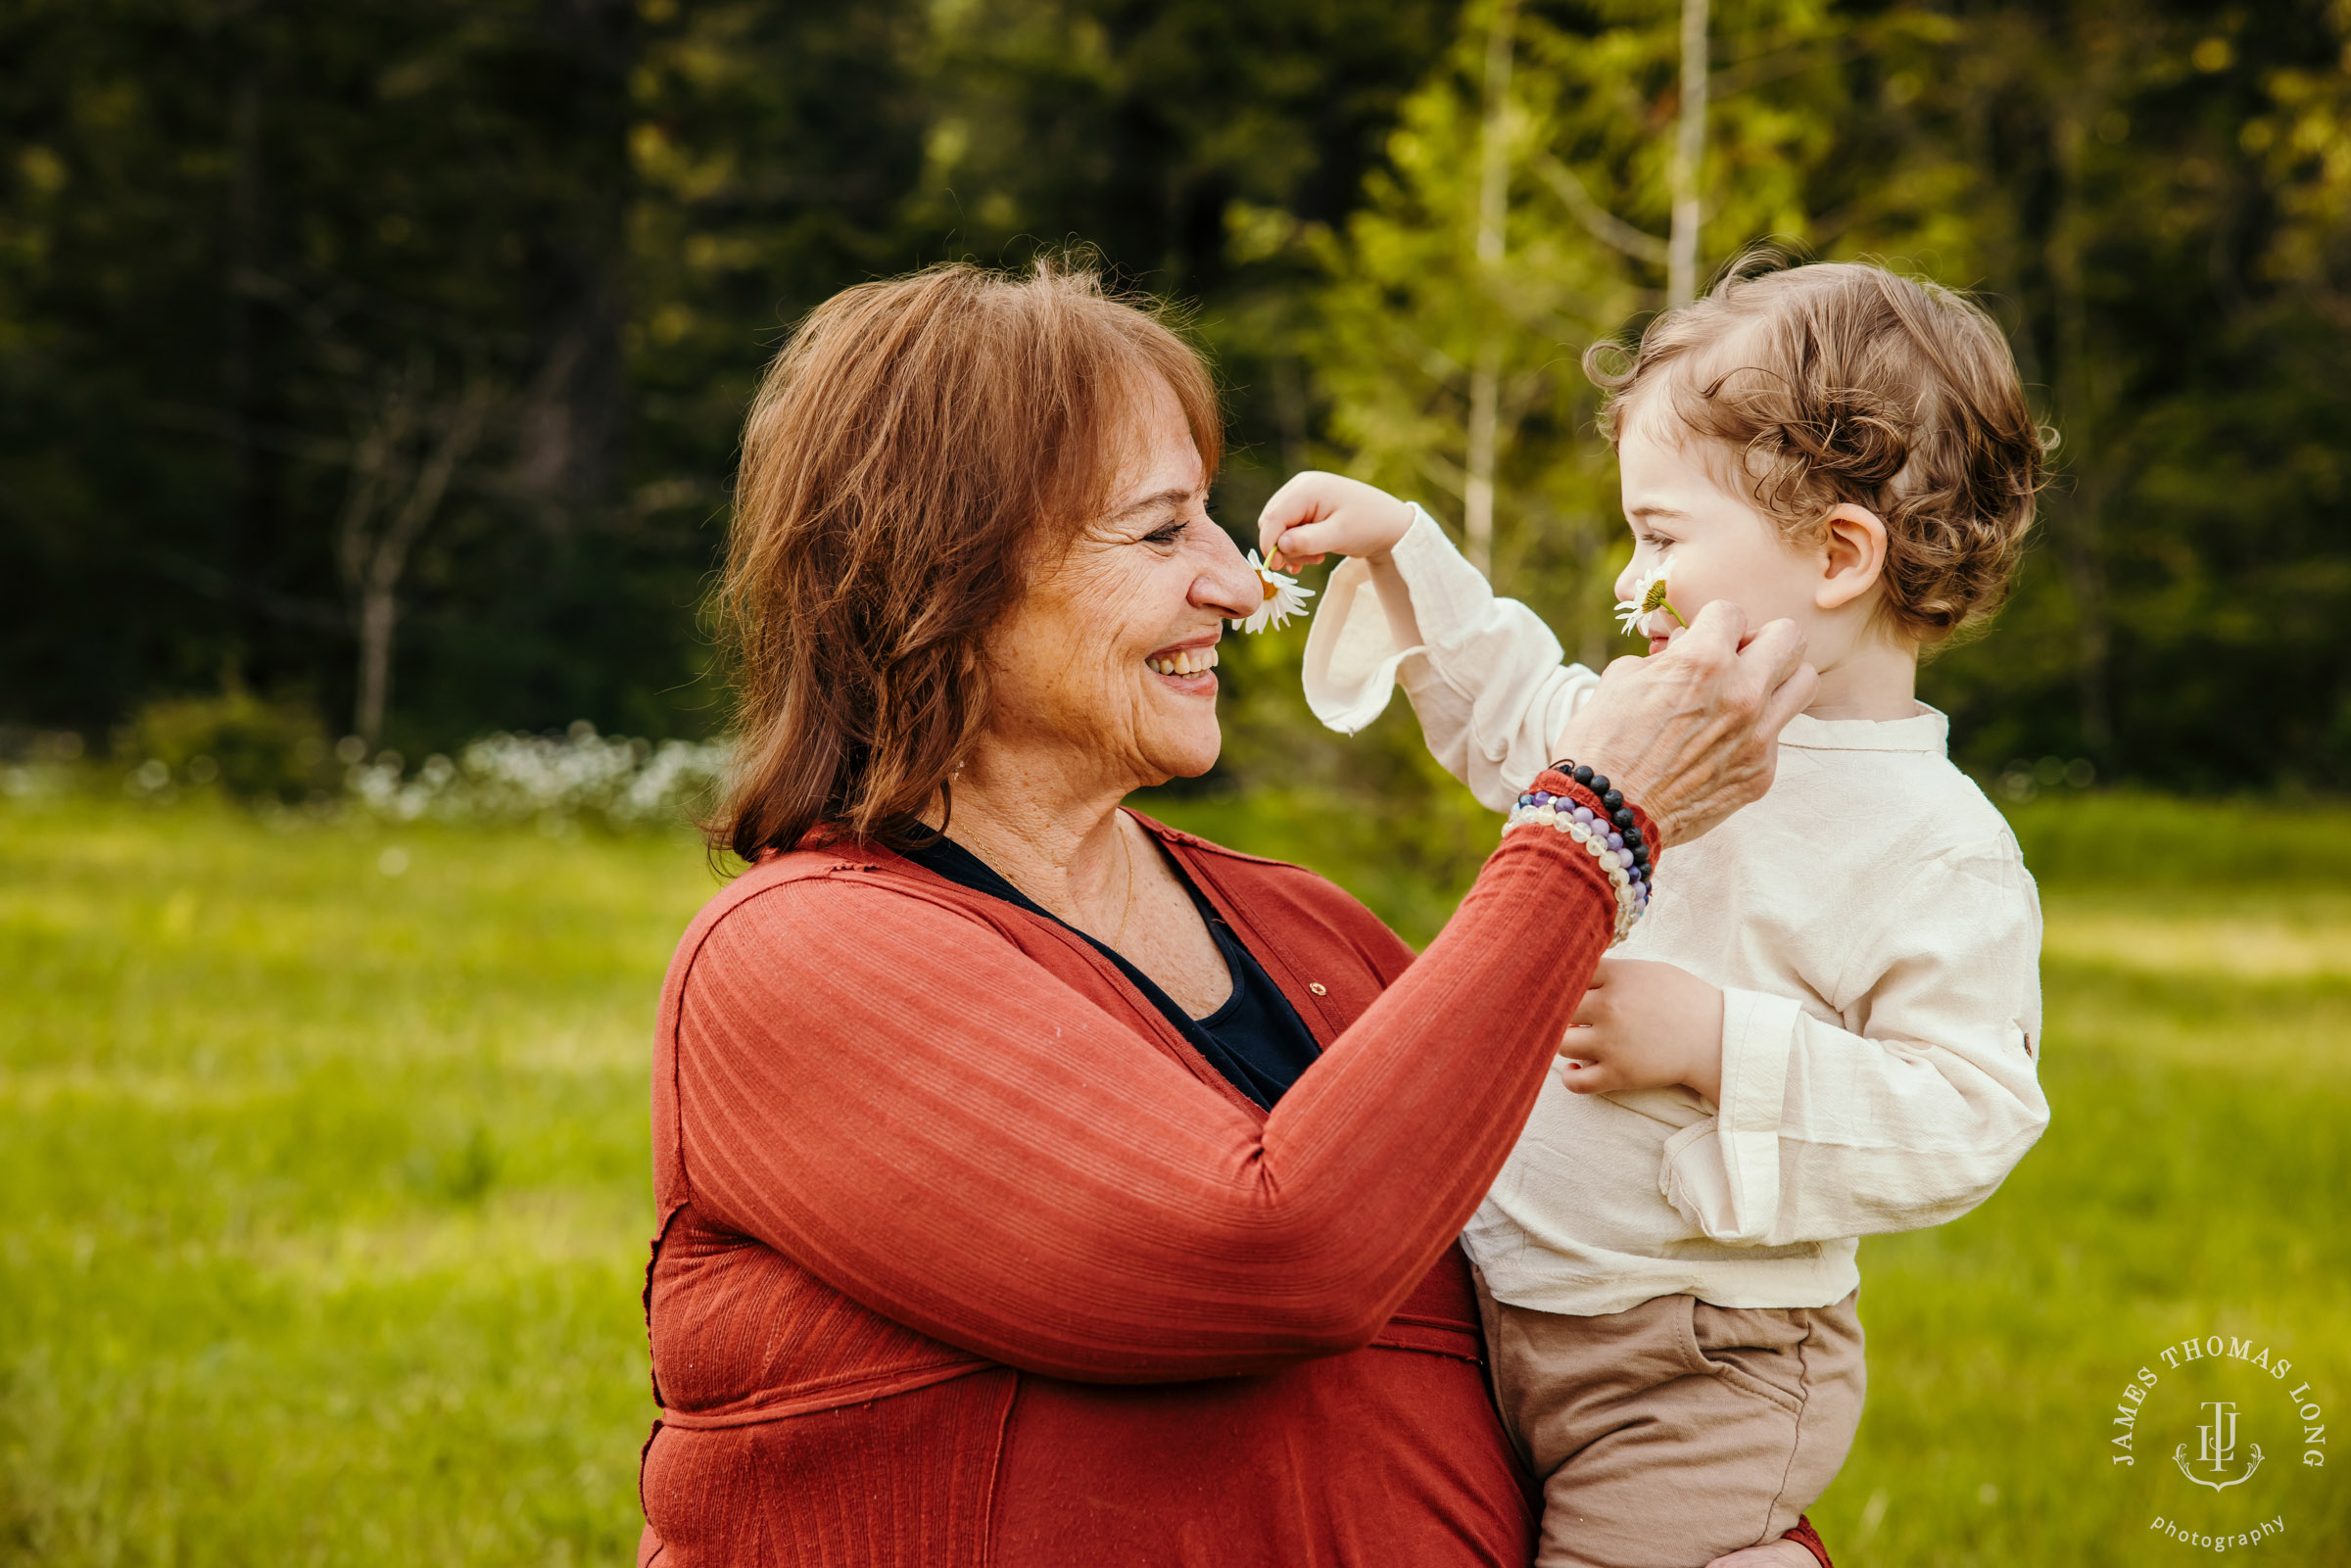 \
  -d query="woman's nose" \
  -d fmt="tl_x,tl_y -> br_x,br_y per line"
1194,526 -> 1263,620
